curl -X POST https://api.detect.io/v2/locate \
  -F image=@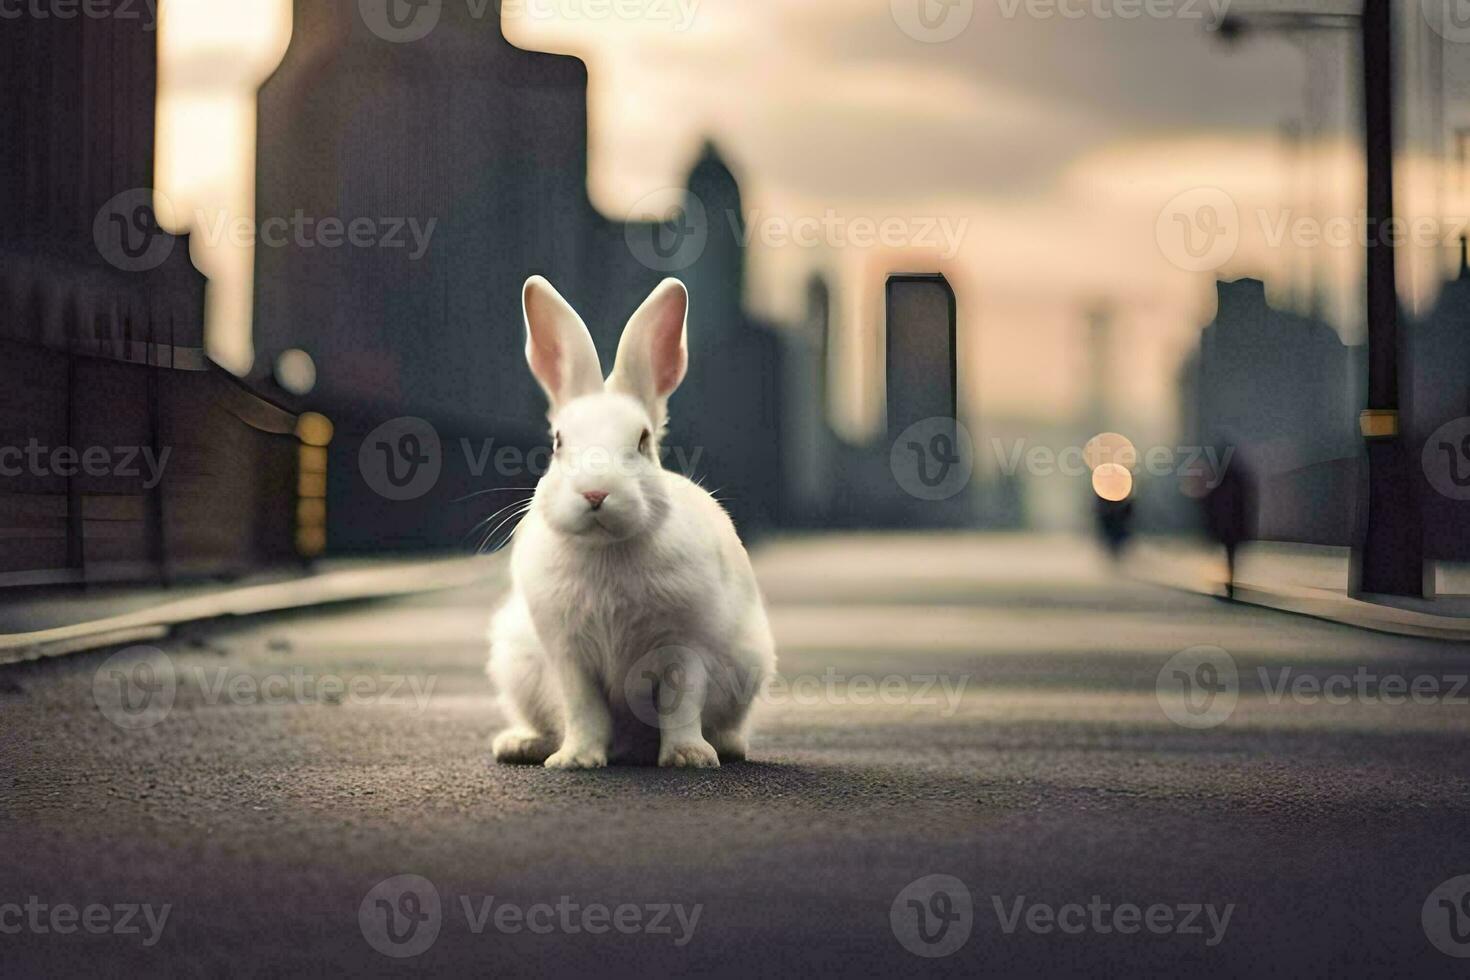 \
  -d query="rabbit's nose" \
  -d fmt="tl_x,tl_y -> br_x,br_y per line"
582,490 -> 610,510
